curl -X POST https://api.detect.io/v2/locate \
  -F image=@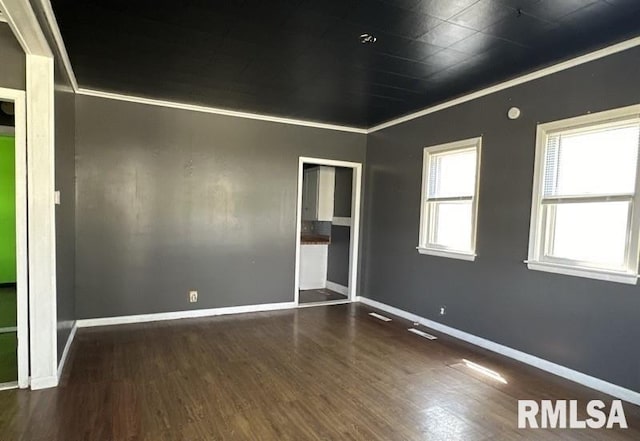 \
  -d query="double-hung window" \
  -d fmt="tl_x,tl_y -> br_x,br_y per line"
527,106 -> 640,284
418,137 -> 481,261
